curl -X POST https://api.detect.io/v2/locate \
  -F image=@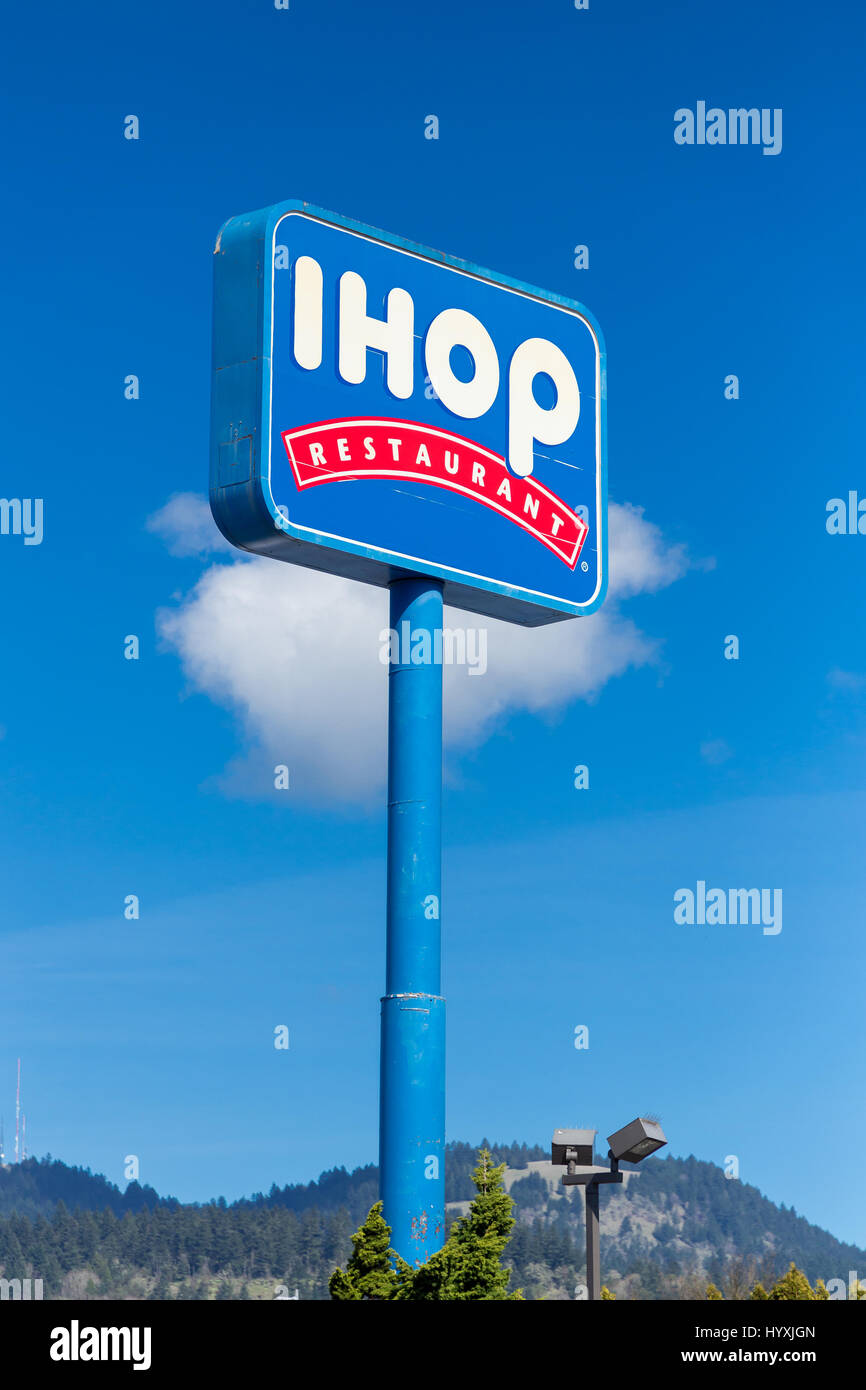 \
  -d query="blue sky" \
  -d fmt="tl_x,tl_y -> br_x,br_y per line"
1,0 -> 865,1249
